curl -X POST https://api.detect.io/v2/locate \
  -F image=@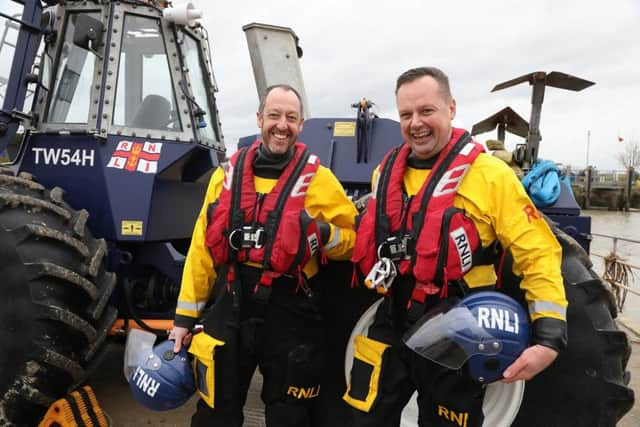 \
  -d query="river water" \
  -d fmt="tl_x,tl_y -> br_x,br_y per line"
585,209 -> 640,324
